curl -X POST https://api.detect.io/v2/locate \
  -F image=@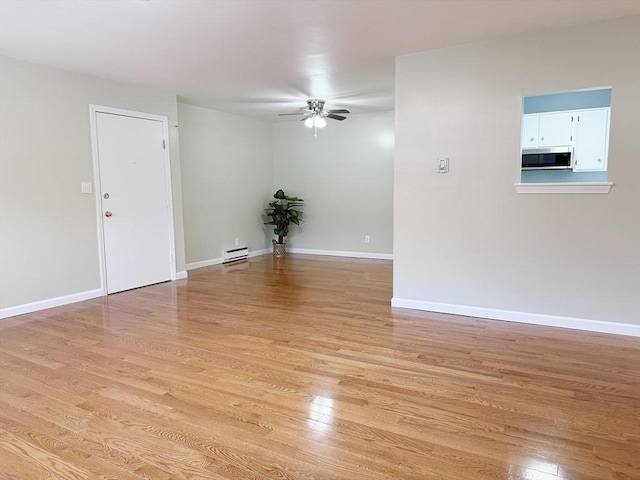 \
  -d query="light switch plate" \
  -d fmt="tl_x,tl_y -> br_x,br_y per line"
81,182 -> 93,194
438,157 -> 449,173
